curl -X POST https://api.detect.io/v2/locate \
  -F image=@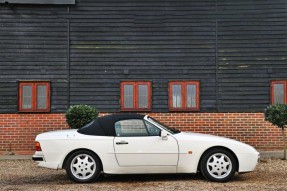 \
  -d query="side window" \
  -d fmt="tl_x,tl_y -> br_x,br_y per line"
115,119 -> 149,137
144,120 -> 161,136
